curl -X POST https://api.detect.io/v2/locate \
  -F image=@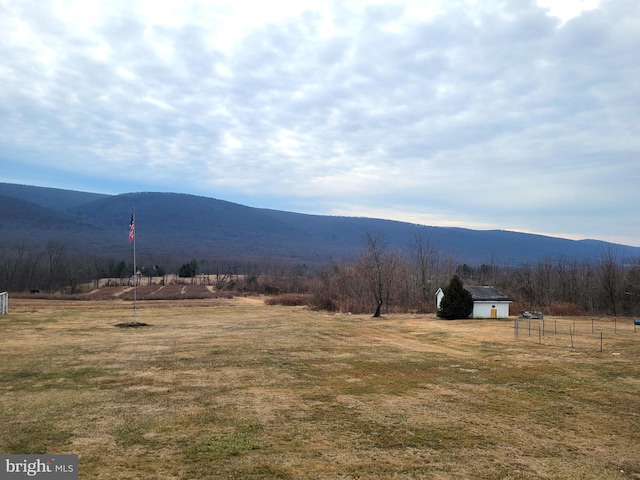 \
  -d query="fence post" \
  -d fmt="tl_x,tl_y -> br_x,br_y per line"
0,292 -> 7,315
569,326 -> 574,349
600,331 -> 603,353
